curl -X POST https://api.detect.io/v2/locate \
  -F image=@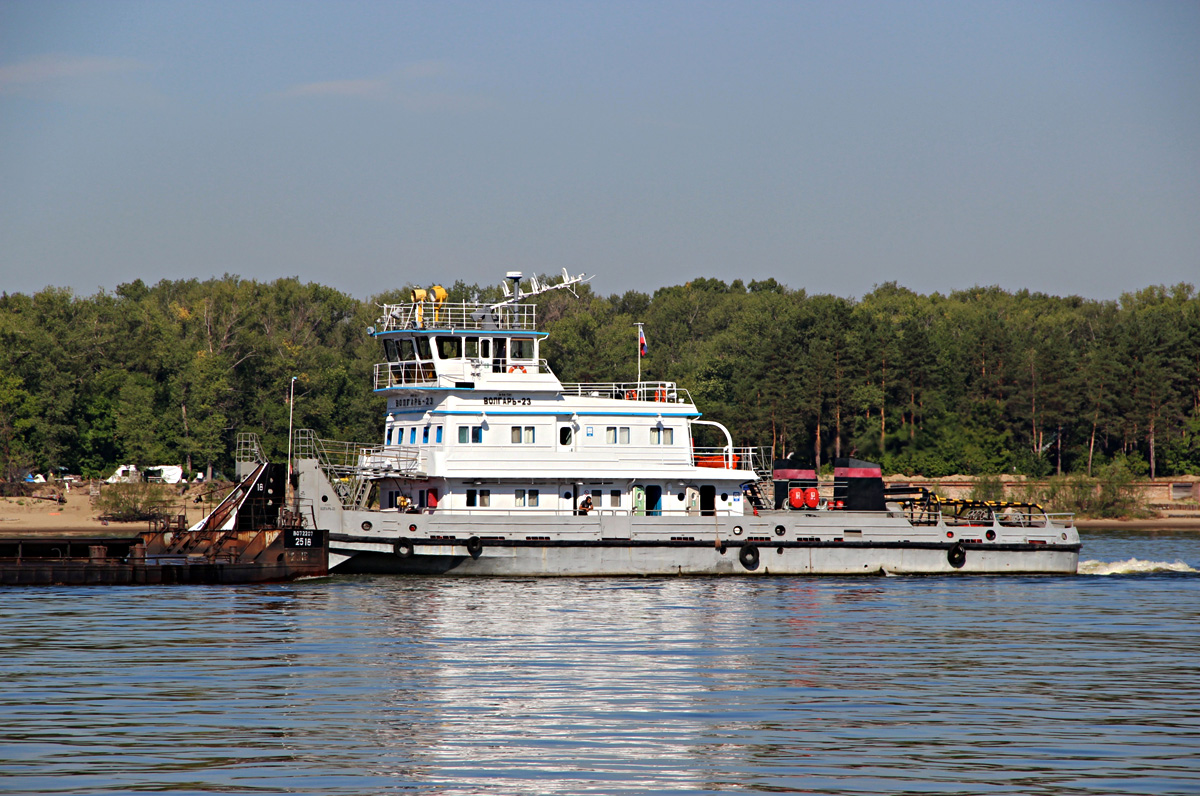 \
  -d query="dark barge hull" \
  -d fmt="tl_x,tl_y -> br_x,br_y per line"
0,529 -> 328,586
